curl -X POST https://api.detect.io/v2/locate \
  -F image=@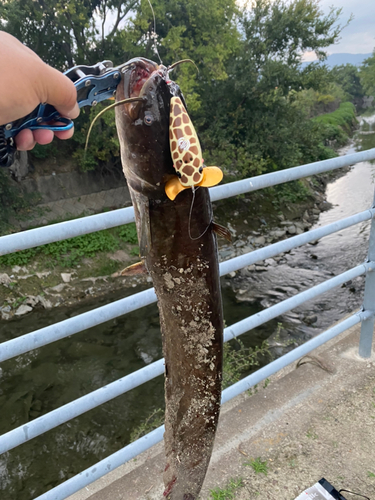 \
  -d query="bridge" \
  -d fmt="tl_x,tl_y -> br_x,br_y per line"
1,148 -> 375,499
